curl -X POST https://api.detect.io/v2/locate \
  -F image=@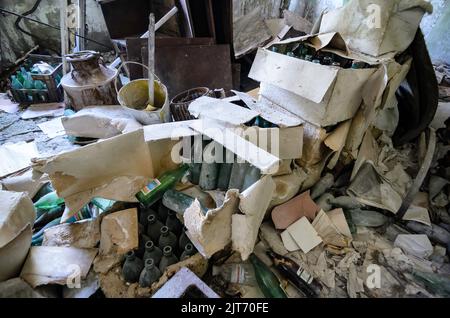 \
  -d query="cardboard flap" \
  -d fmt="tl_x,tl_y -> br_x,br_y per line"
270,32 -> 350,55
249,48 -> 339,103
